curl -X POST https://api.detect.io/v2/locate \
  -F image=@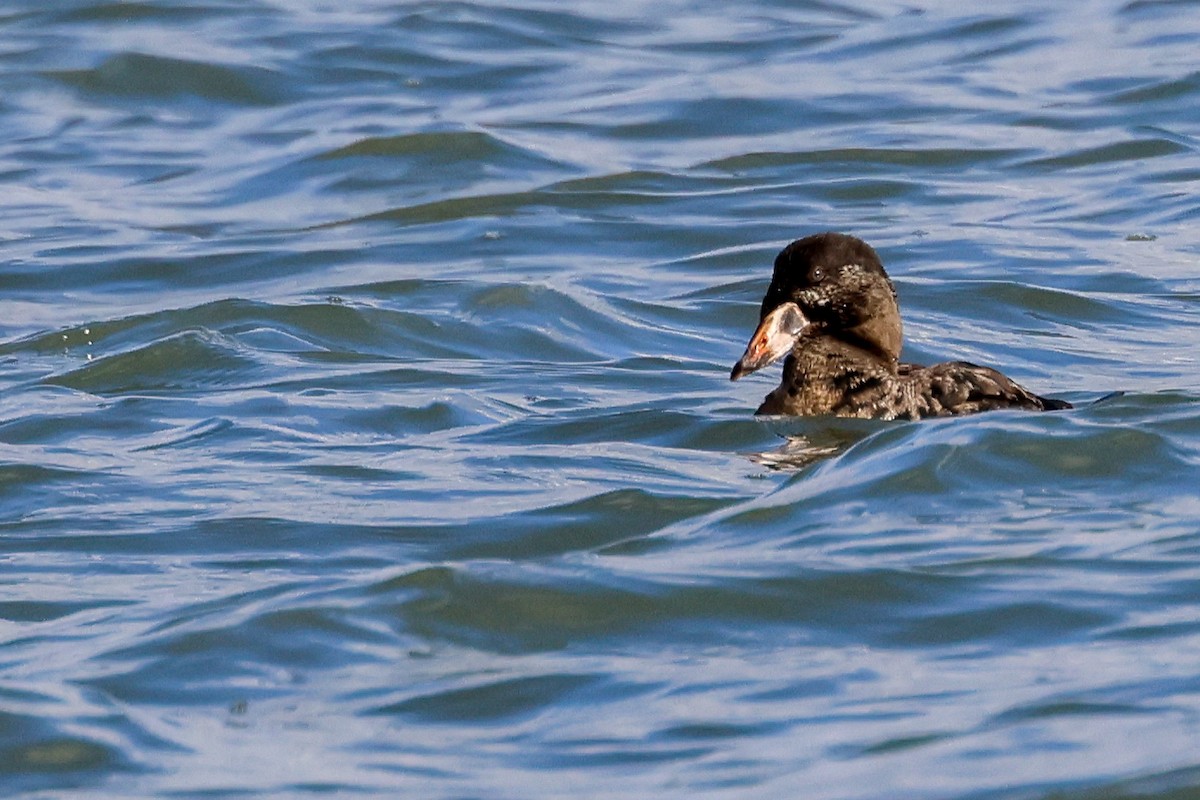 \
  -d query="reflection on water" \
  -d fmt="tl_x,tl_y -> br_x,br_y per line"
745,419 -> 884,471
748,434 -> 853,470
